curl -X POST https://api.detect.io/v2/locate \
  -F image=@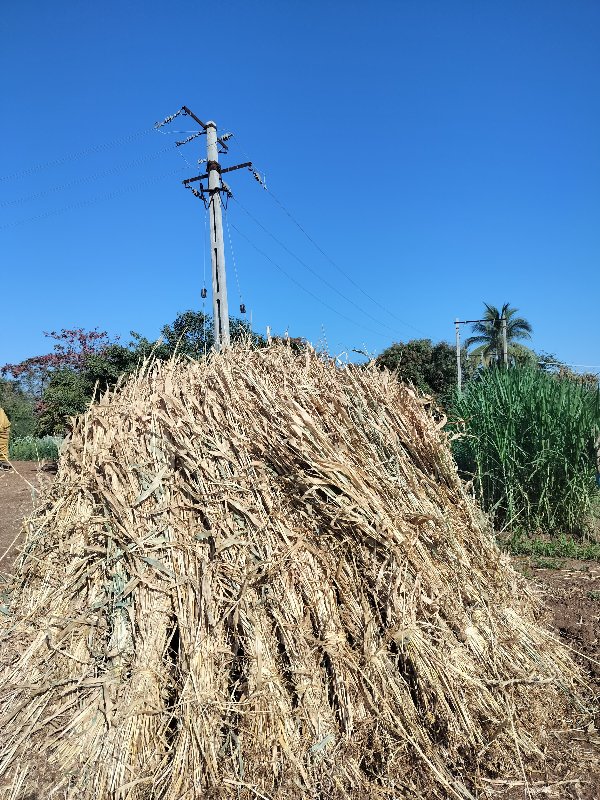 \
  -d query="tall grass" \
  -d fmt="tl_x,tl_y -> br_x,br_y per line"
9,436 -> 60,461
452,367 -> 600,535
